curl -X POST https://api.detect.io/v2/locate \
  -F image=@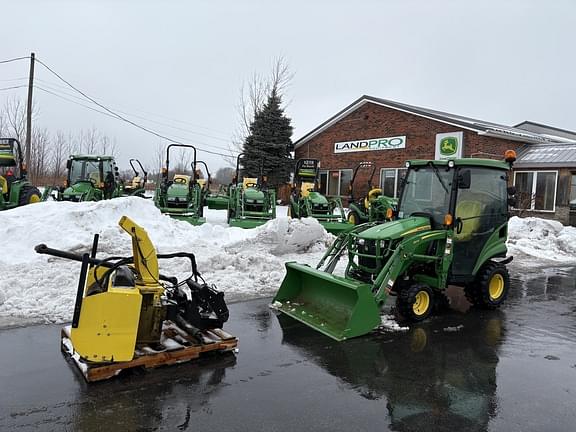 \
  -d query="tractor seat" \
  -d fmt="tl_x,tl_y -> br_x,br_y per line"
131,175 -> 143,189
364,188 -> 383,210
300,181 -> 315,198
89,171 -> 101,184
455,200 -> 484,241
0,175 -> 7,194
243,177 -> 258,189
173,174 -> 190,185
